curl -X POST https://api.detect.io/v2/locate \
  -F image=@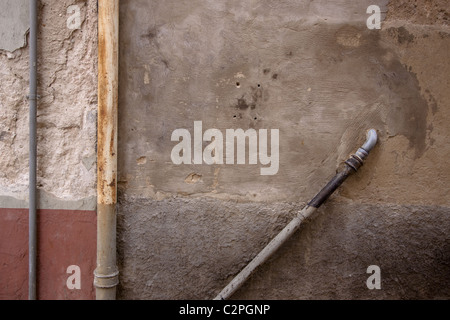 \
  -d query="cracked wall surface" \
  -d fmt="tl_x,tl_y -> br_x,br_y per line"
0,0 -> 97,209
